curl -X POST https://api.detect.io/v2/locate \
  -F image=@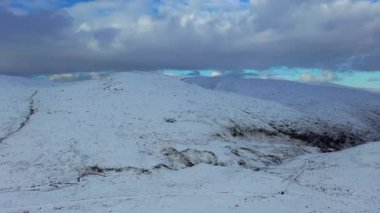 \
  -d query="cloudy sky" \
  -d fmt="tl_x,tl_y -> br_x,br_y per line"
1,0 -> 380,88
